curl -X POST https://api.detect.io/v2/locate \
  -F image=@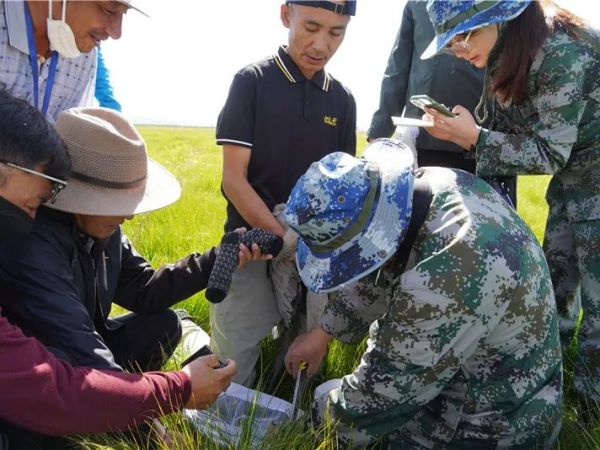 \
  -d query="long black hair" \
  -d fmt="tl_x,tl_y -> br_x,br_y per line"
489,1 -> 584,104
